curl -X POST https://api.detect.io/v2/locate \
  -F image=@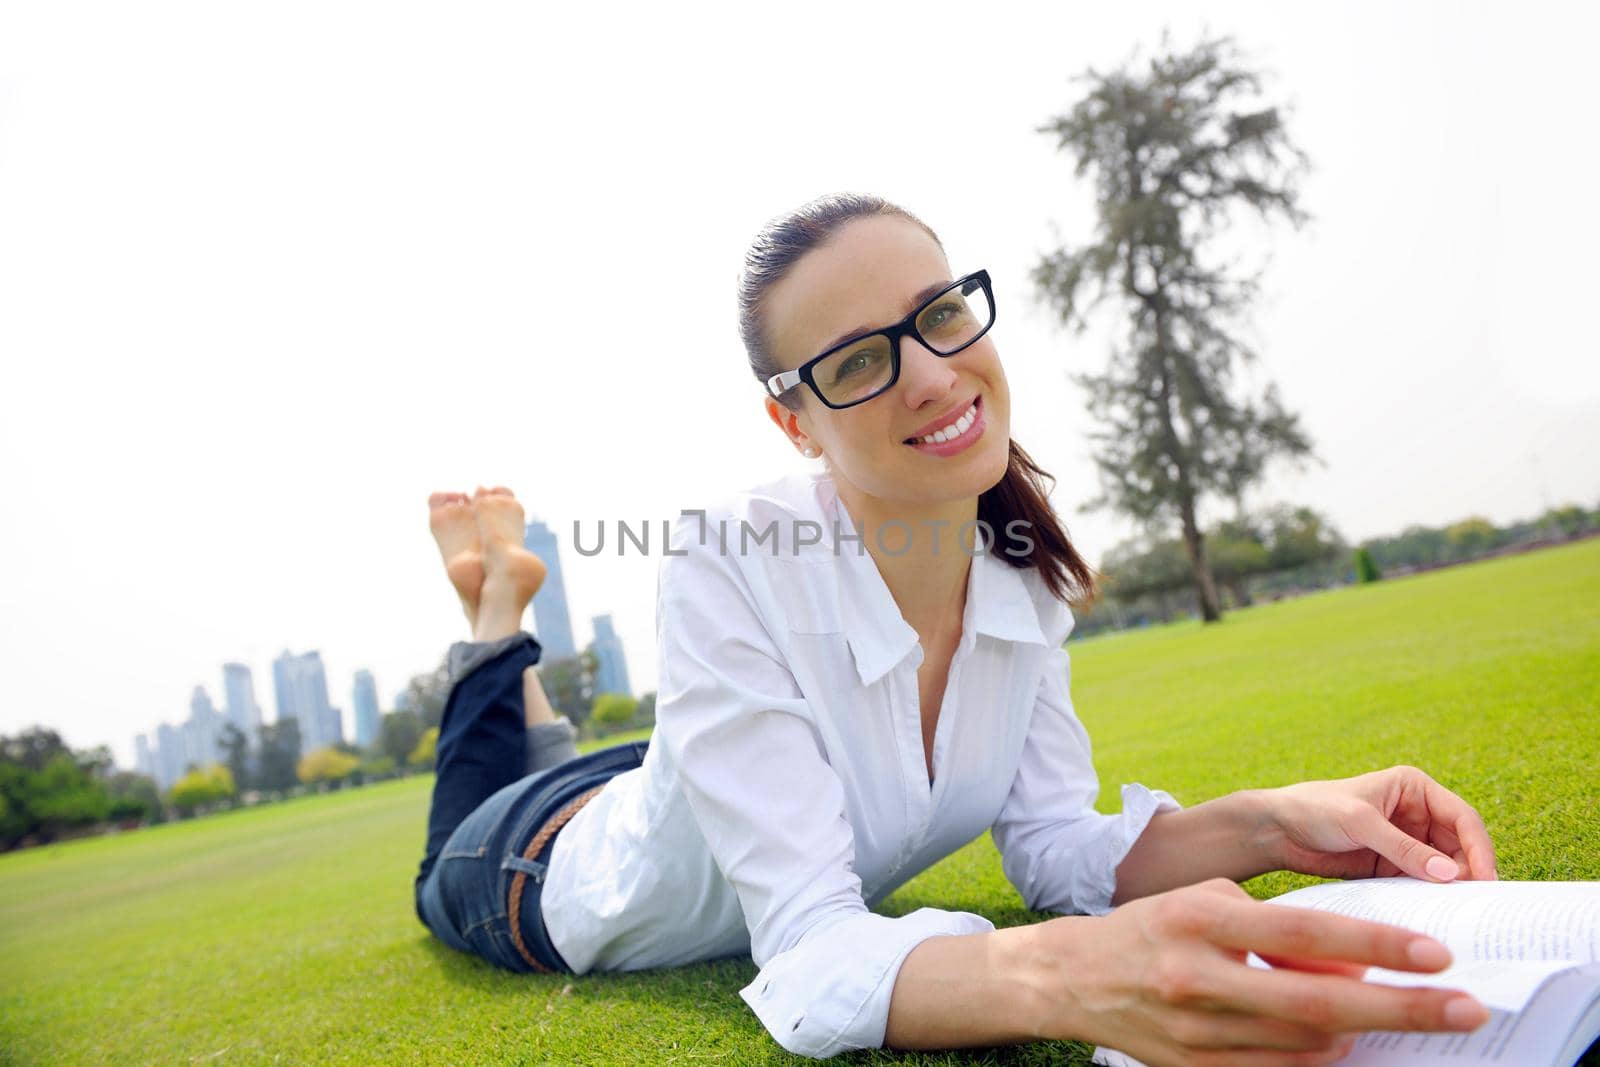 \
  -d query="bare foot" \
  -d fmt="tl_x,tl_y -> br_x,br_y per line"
472,486 -> 547,642
428,491 -> 483,630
